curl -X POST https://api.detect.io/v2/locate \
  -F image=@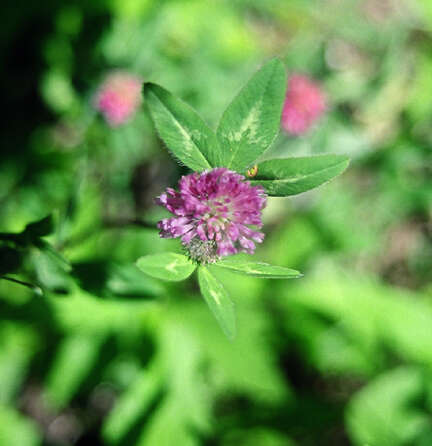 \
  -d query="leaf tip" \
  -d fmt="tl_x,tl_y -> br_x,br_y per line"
225,329 -> 236,341
142,81 -> 159,99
